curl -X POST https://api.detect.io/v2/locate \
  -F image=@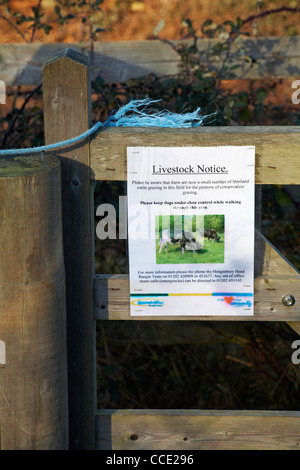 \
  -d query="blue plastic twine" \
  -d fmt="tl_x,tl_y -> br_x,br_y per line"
0,99 -> 214,156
